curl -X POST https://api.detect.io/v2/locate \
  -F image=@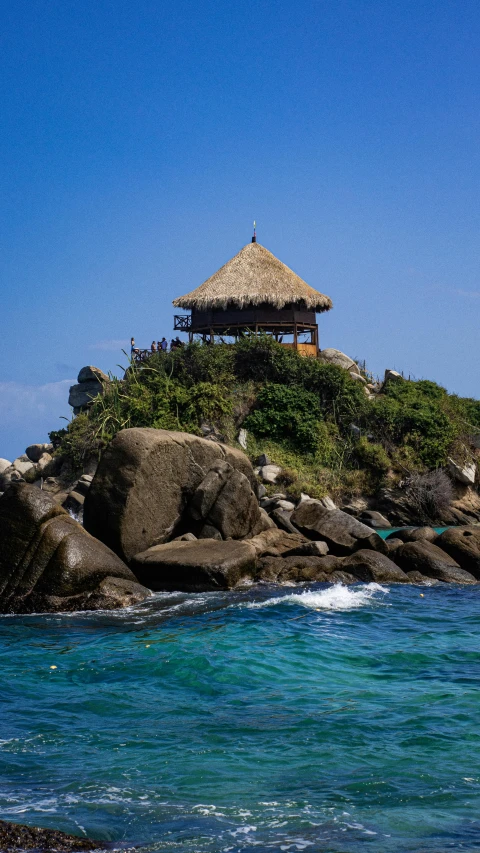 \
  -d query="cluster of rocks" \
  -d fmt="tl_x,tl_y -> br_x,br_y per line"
0,443 -> 56,489
1,426 -> 480,614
